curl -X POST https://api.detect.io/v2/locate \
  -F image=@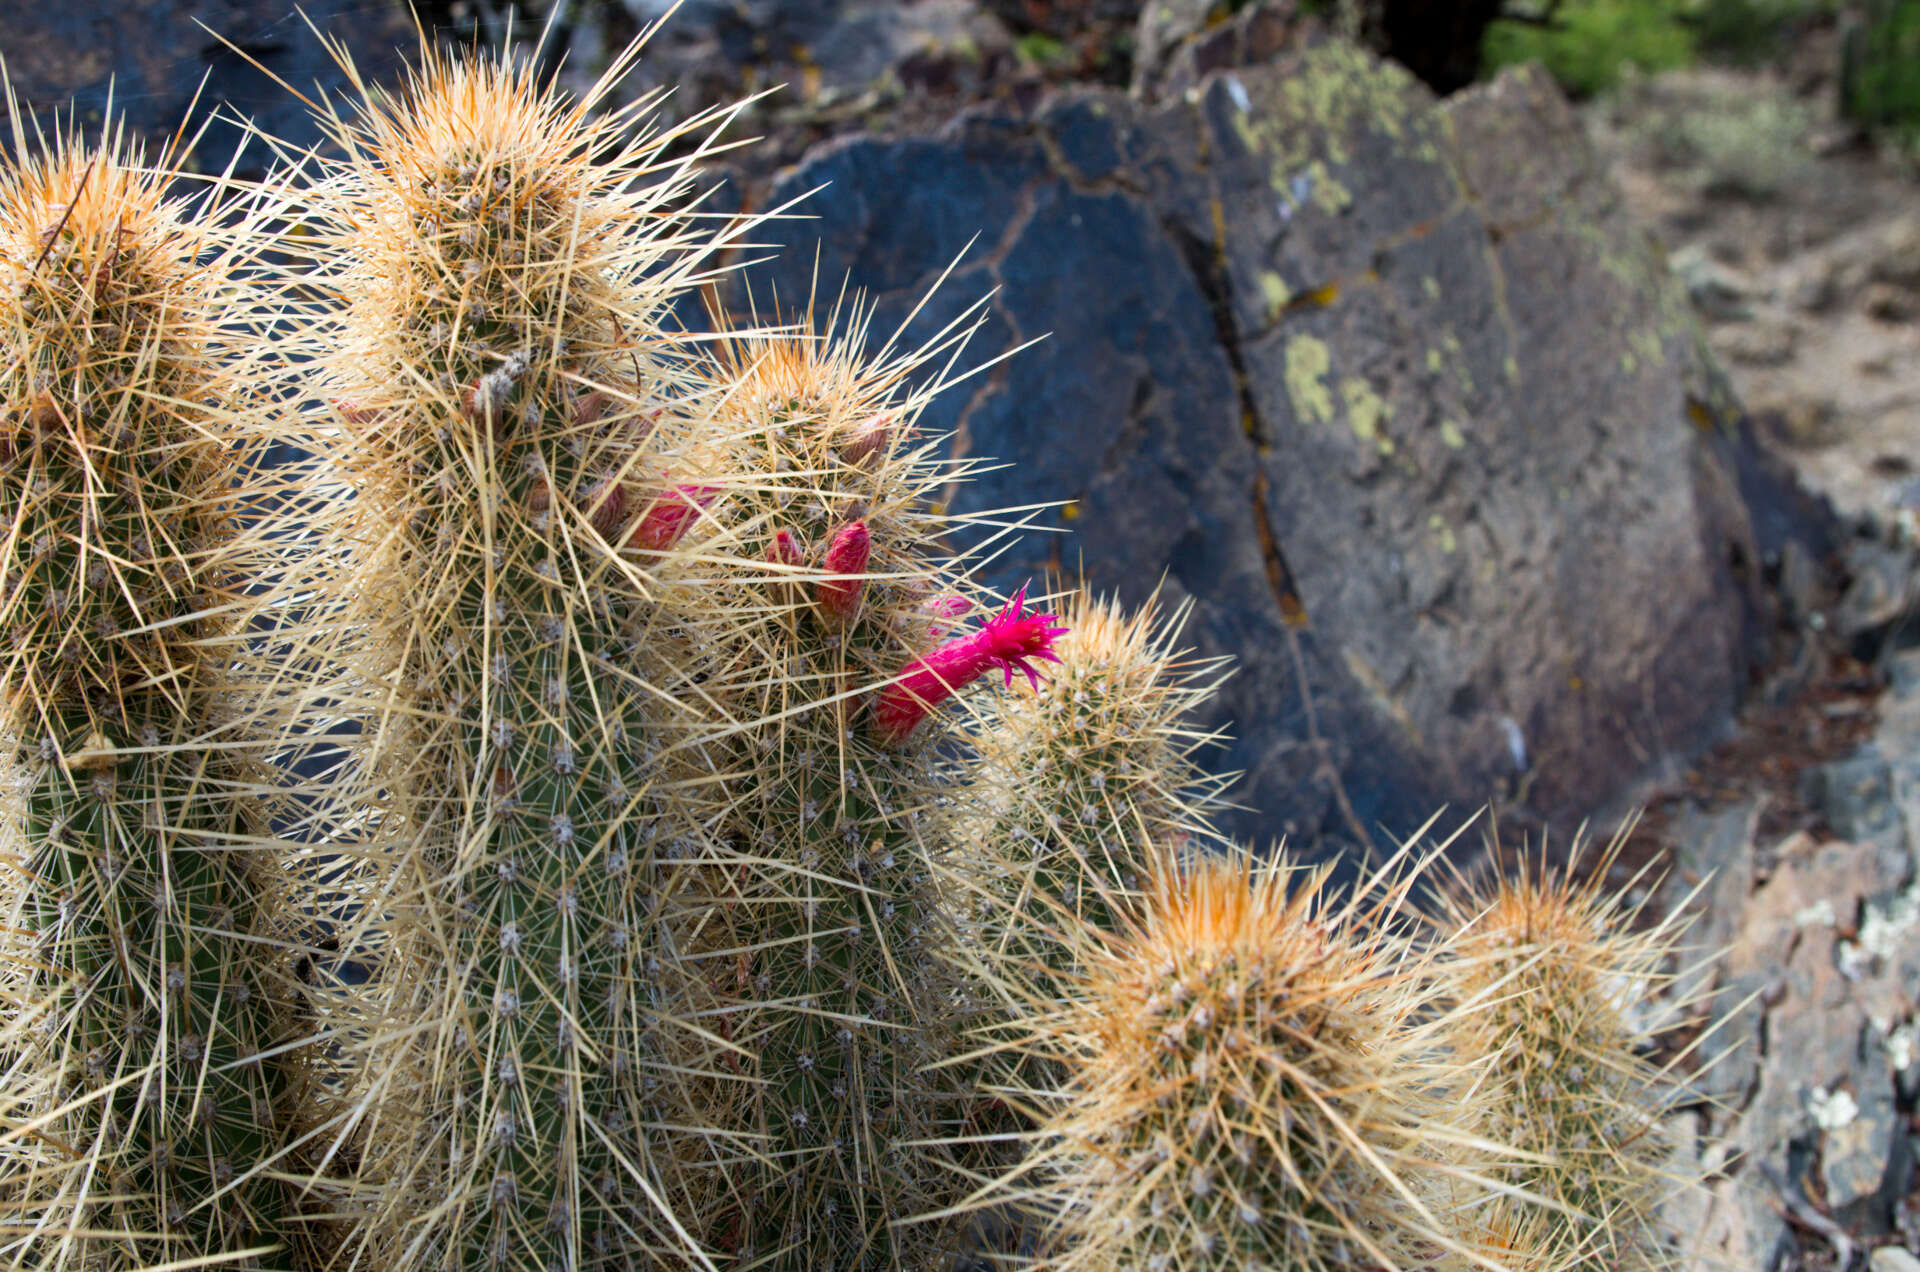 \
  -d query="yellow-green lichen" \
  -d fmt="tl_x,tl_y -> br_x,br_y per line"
1285,336 -> 1335,425
1429,513 -> 1458,554
1422,275 -> 1441,300
1440,419 -> 1466,450
1627,325 -> 1668,369
1260,271 -> 1292,321
1228,42 -> 1441,204
1342,376 -> 1391,452
1441,331 -> 1474,395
